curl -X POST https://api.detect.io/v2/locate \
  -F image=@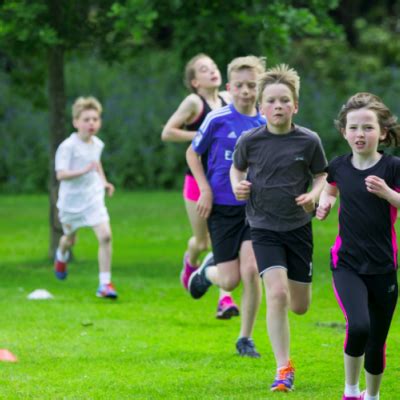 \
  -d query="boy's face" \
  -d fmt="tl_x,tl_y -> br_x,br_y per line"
227,68 -> 258,113
191,57 -> 222,90
73,109 -> 101,137
260,83 -> 298,133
